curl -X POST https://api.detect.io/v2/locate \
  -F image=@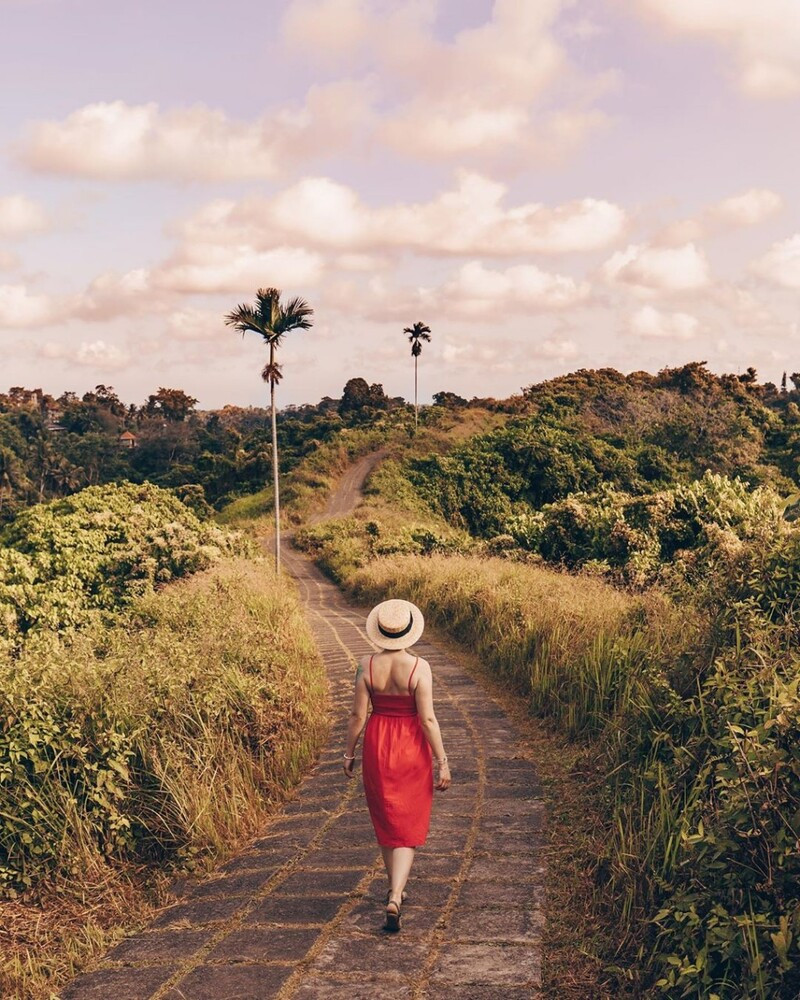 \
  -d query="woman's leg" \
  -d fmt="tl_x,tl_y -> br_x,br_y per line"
380,846 -> 393,886
388,847 -> 415,904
